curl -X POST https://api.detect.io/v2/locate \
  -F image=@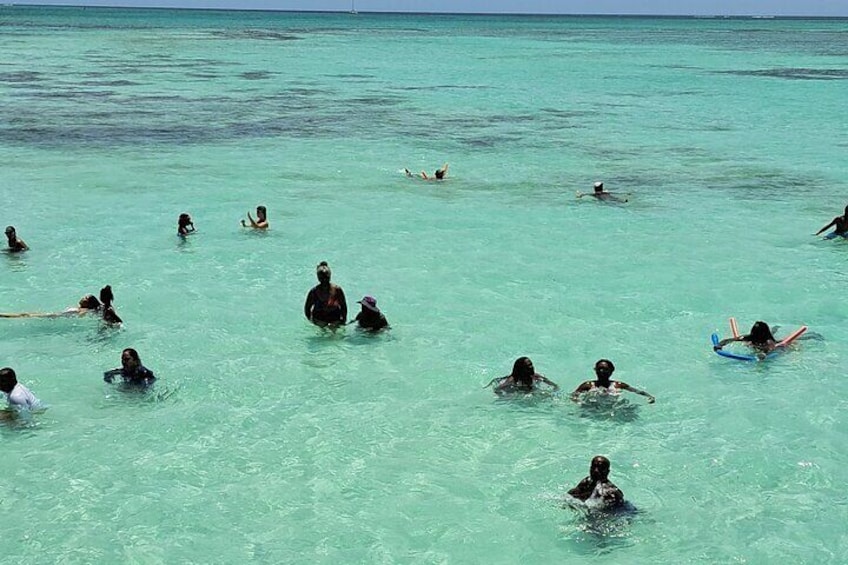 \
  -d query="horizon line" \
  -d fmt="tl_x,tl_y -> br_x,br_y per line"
5,3 -> 848,19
